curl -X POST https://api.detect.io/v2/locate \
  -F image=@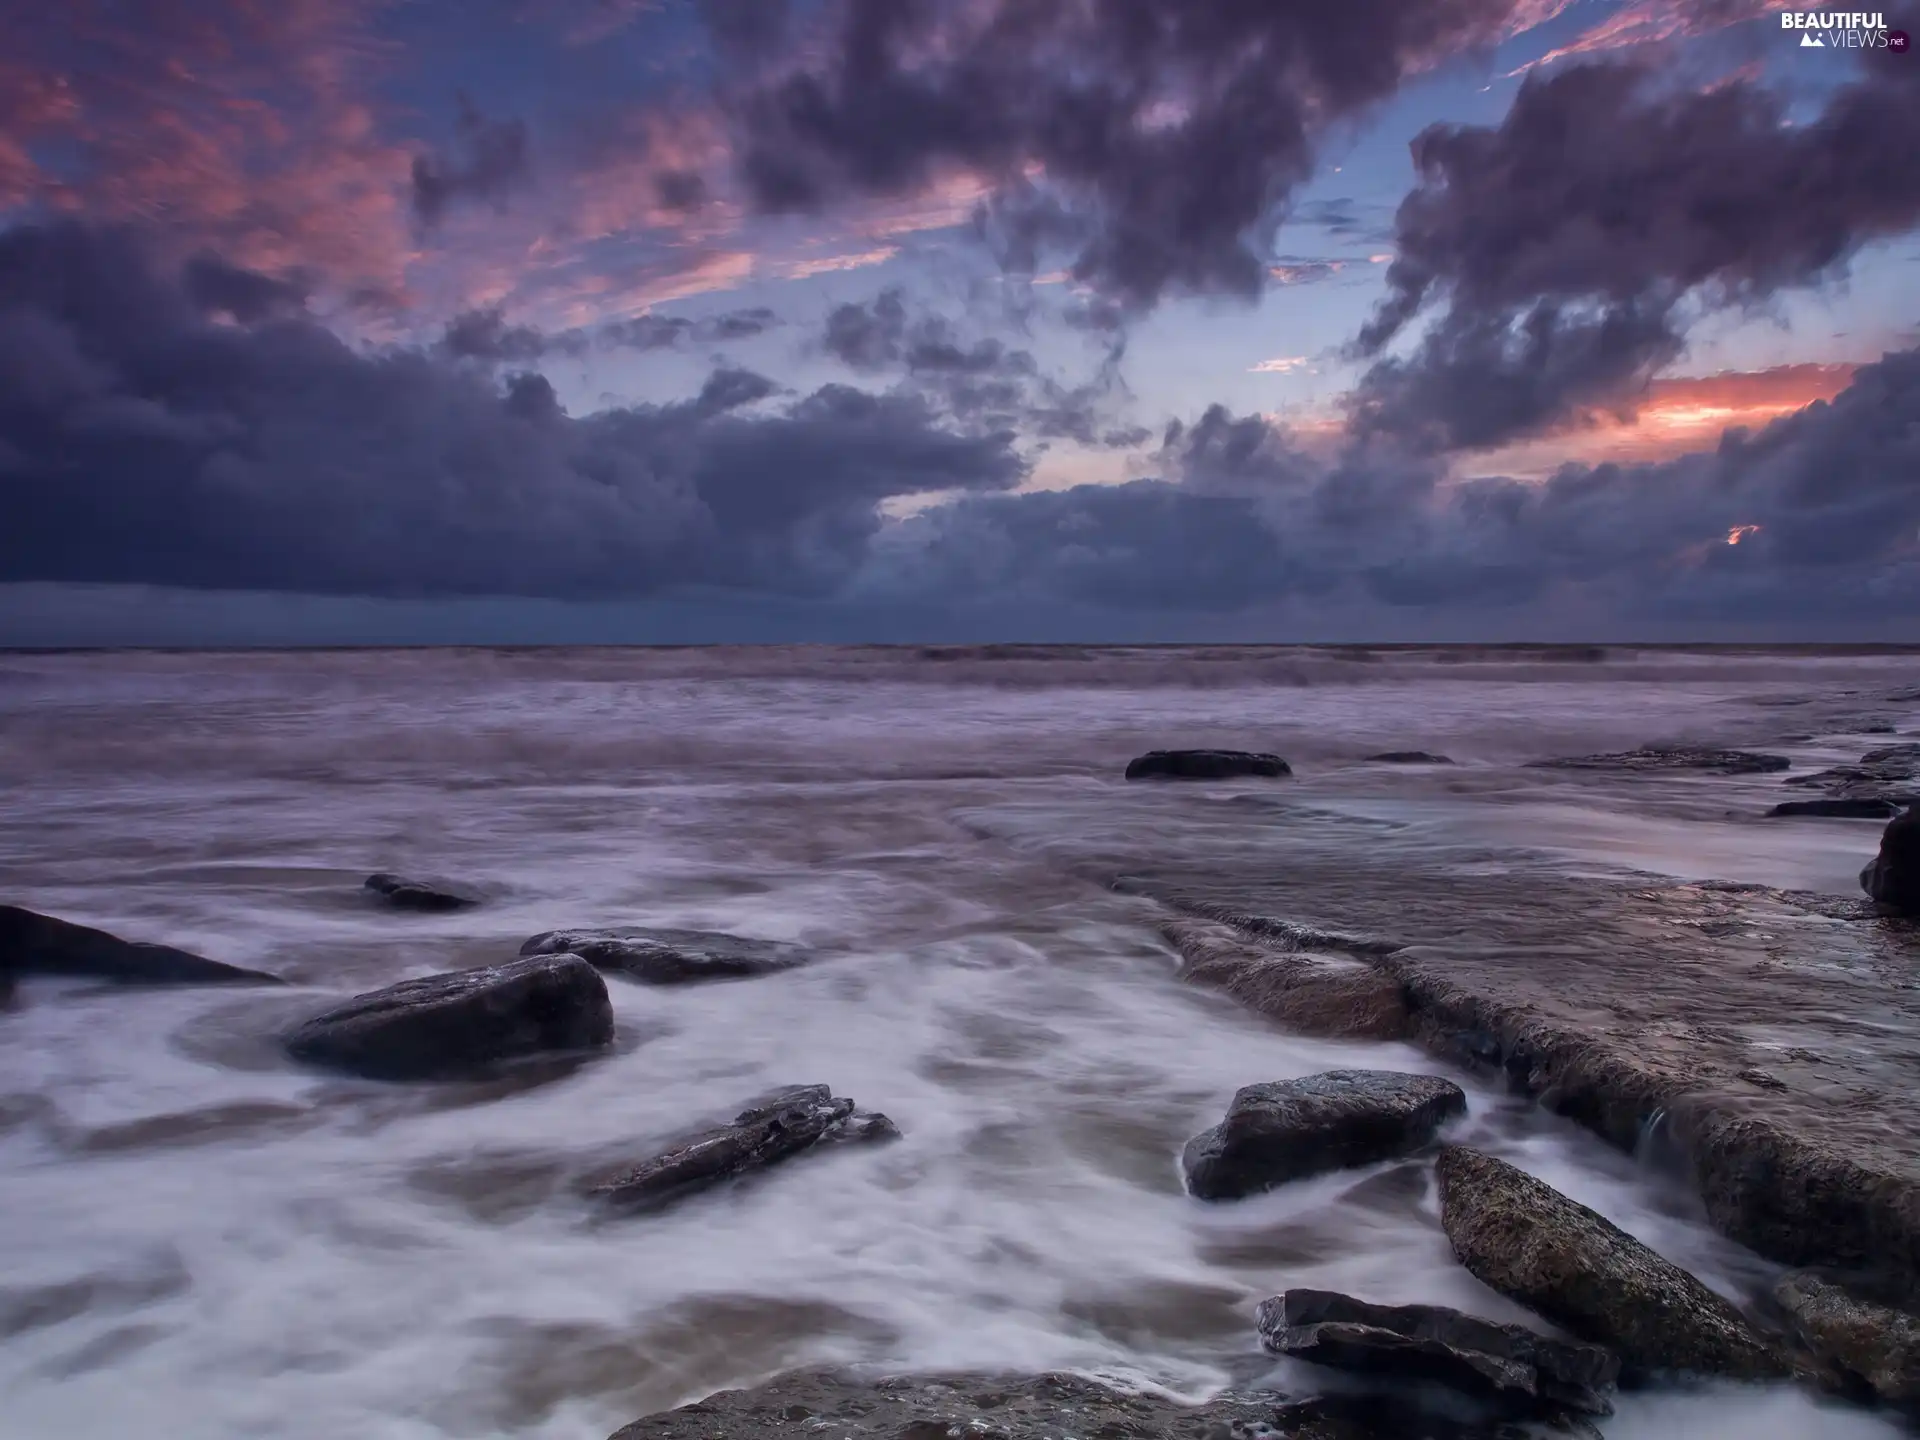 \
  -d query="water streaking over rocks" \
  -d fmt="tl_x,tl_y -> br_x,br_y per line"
0,644 -> 1916,1440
